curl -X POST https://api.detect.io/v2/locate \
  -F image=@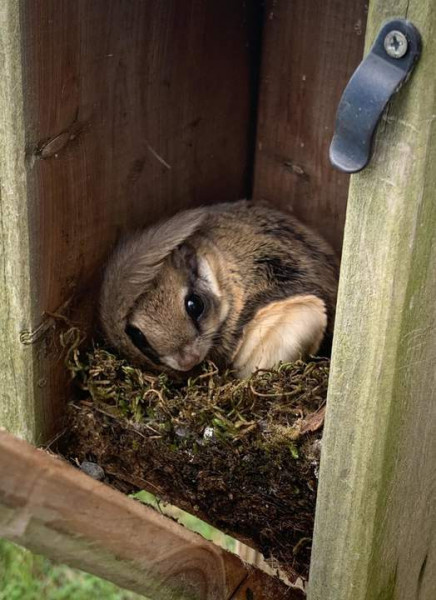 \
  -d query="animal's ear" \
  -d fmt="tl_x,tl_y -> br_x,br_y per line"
172,242 -> 198,276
